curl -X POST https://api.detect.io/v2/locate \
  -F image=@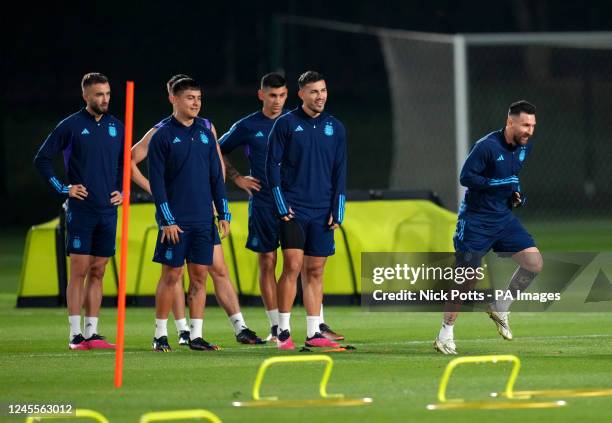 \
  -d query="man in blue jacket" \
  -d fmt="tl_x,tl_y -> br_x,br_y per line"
219,72 -> 344,343
266,71 -> 347,350
148,77 -> 231,352
34,73 -> 123,351
131,74 -> 262,347
434,100 -> 543,355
